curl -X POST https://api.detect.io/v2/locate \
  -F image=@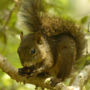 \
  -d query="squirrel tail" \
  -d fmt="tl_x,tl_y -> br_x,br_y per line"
20,0 -> 86,59
19,0 -> 43,32
41,16 -> 86,60
60,20 -> 86,59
